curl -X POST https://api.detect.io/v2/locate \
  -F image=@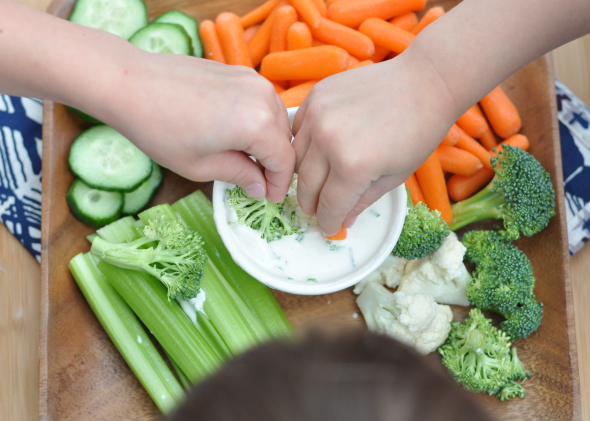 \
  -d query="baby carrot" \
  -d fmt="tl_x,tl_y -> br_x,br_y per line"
311,0 -> 328,17
199,20 -> 226,63
415,152 -> 453,224
216,12 -> 253,67
479,85 -> 522,139
271,81 -> 286,94
456,104 -> 488,139
240,0 -> 282,28
287,22 -> 313,49
368,45 -> 390,62
311,18 -> 375,59
312,38 -> 327,46
405,173 -> 425,206
447,167 -> 495,202
326,0 -> 339,6
326,226 -> 347,240
260,46 -> 348,80
455,127 -> 494,170
440,124 -> 460,147
270,6 -> 299,53
280,80 -> 318,107
349,59 -> 373,69
359,18 -> 415,55
478,127 -> 497,150
328,0 -> 426,28
411,6 -> 444,35
347,54 -> 360,69
436,146 -> 483,176
248,10 -> 277,67
243,24 -> 260,42
289,79 -> 308,88
492,134 -> 530,155
289,0 -> 323,28
389,12 -> 418,32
